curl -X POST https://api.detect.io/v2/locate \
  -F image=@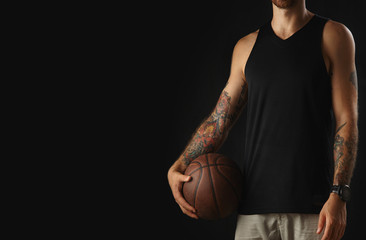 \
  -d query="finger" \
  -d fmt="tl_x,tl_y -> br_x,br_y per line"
333,223 -> 341,240
317,214 -> 326,234
172,181 -> 196,213
174,192 -> 196,213
337,222 -> 345,240
175,174 -> 191,193
173,174 -> 196,212
179,204 -> 199,219
321,220 -> 333,240
339,225 -> 346,240
176,175 -> 192,193
340,211 -> 347,239
339,213 -> 347,240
